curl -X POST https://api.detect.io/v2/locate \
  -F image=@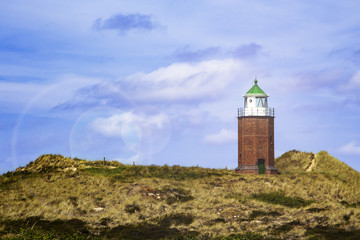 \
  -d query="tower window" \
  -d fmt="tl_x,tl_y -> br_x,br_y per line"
256,97 -> 265,107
